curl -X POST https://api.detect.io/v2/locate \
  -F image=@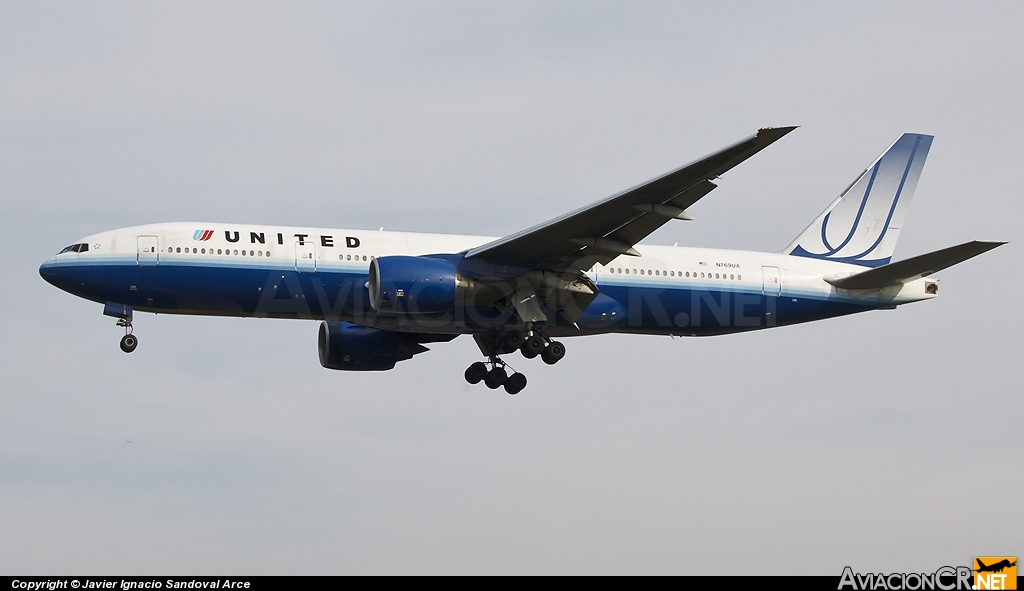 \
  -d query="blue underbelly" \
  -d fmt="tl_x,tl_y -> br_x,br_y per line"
44,262 -> 875,335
